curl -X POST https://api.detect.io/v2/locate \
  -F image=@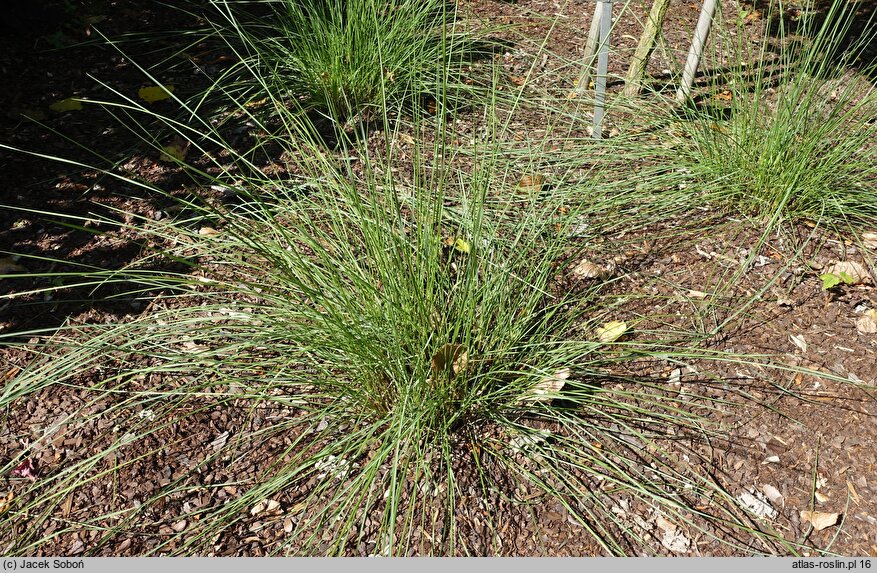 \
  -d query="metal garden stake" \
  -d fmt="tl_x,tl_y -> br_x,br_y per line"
676,0 -> 718,103
592,0 -> 612,139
